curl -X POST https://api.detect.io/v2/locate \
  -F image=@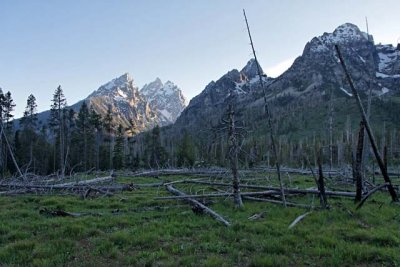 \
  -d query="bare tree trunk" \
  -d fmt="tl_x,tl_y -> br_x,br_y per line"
228,104 -> 243,208
329,88 -> 334,170
355,121 -> 365,202
243,9 -> 286,207
317,151 -> 328,208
